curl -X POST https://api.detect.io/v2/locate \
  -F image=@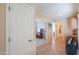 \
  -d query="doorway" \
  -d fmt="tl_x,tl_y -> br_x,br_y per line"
36,20 -> 47,47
